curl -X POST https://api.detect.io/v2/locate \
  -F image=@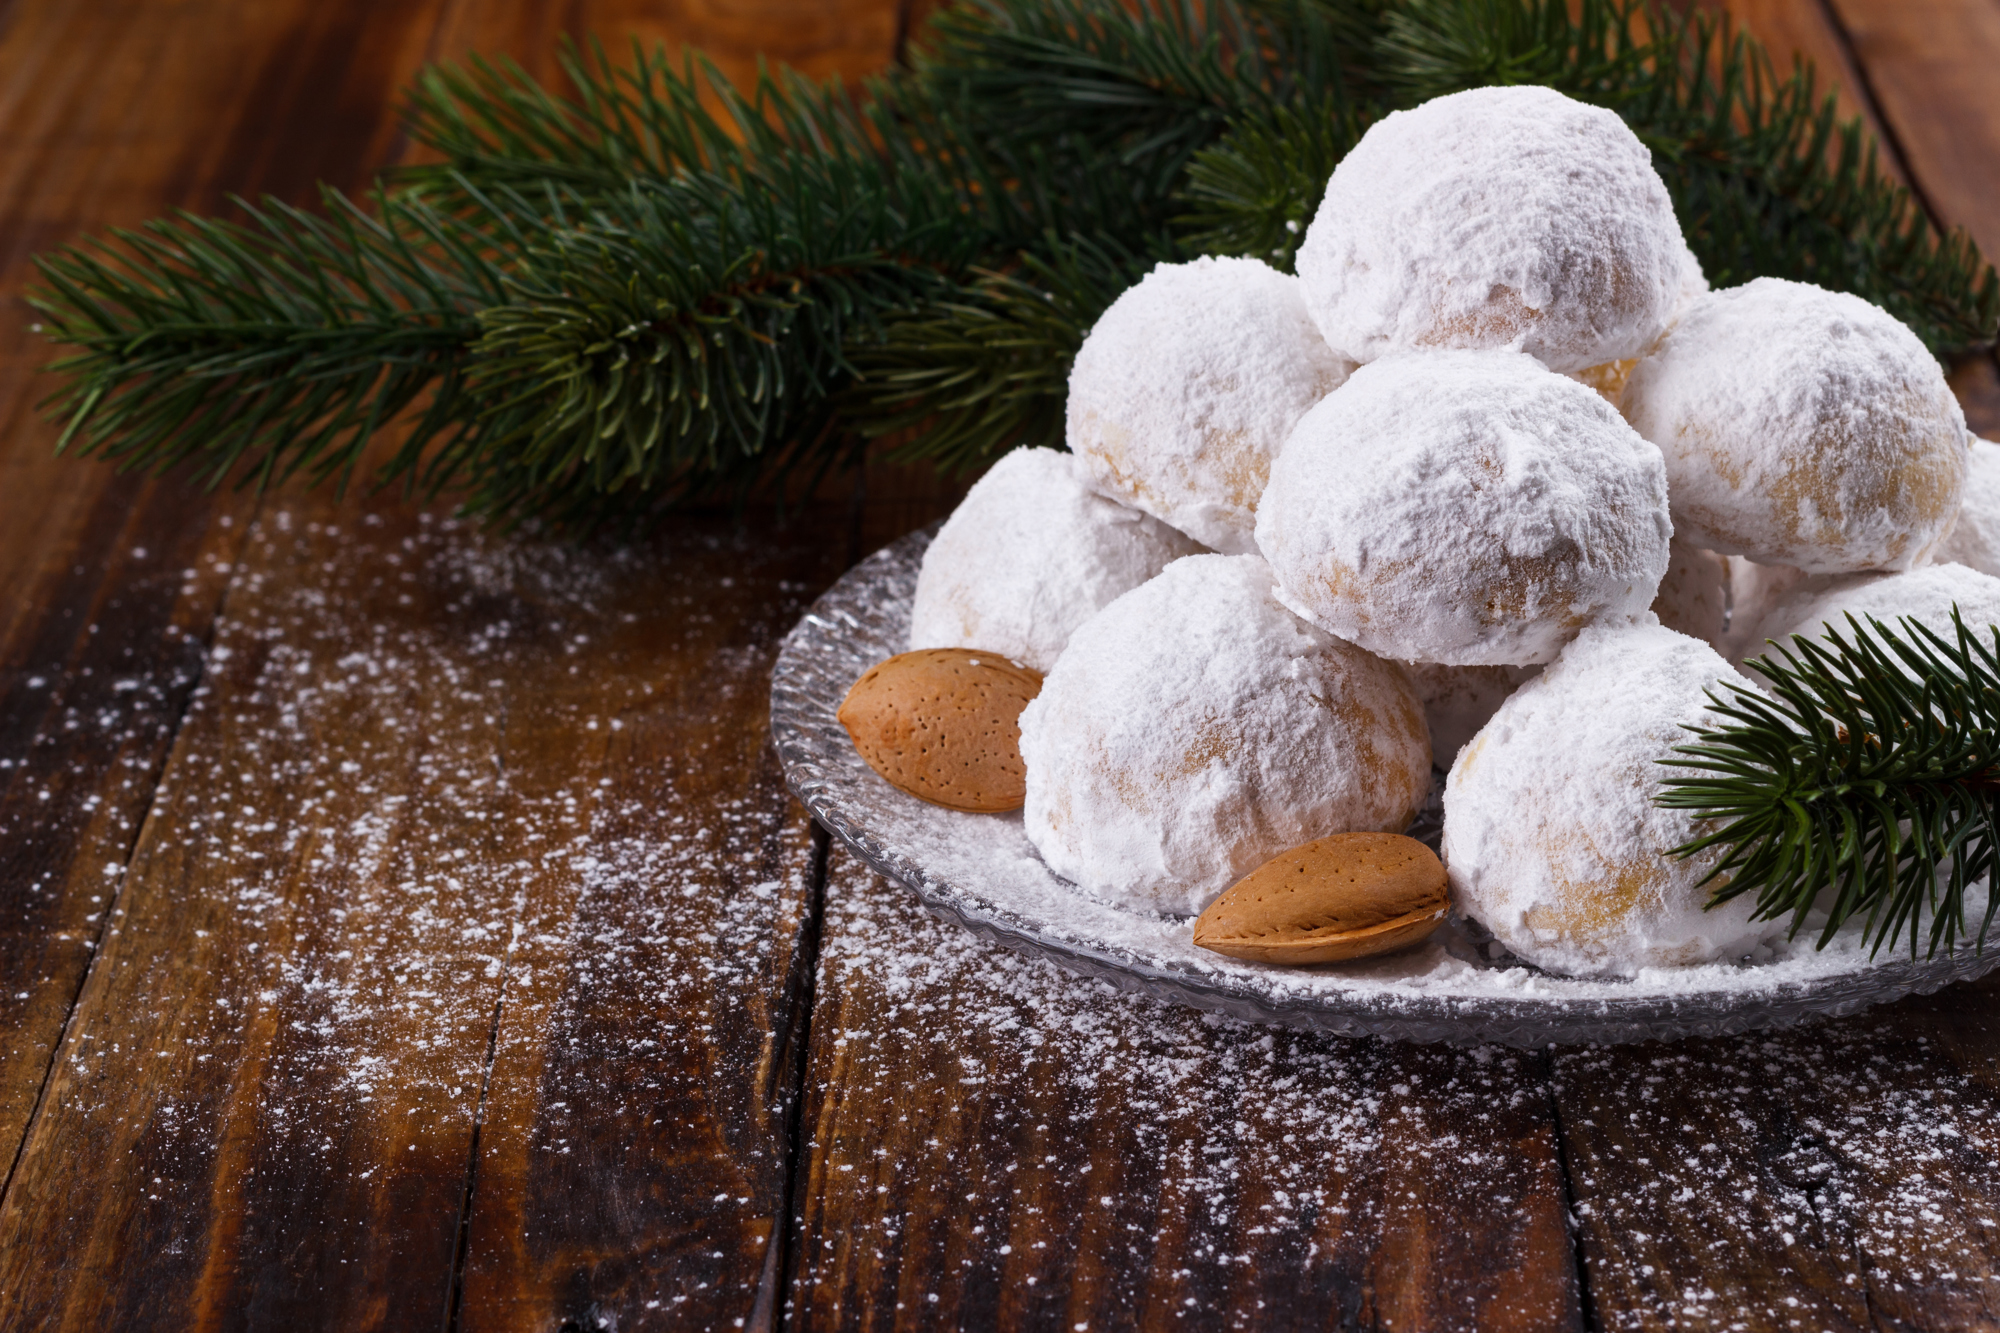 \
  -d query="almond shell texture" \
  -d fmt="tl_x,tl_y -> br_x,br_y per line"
1193,832 -> 1448,965
838,648 -> 1044,813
